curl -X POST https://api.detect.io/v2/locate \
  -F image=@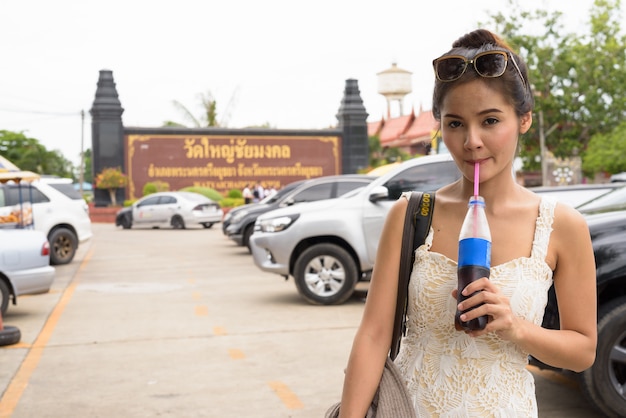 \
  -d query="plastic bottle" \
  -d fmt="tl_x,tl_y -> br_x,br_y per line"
455,195 -> 491,331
